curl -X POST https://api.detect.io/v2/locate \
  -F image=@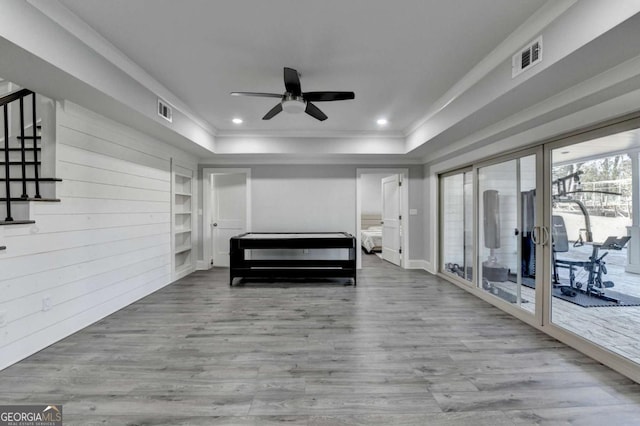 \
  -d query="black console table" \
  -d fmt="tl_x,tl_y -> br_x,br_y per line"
229,232 -> 356,286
